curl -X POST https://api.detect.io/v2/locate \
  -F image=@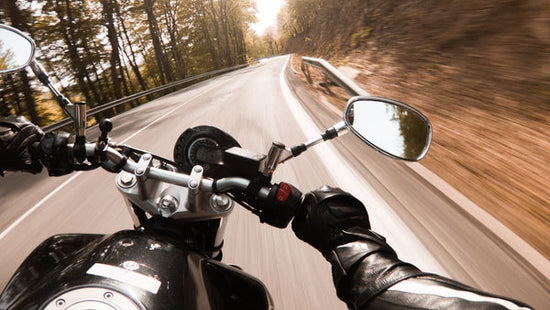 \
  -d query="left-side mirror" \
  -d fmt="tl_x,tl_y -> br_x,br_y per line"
0,24 -> 35,74
344,96 -> 432,161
